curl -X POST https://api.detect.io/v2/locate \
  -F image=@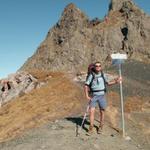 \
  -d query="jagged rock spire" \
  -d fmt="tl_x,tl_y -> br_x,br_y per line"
58,3 -> 89,30
109,0 -> 144,17
109,0 -> 132,11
